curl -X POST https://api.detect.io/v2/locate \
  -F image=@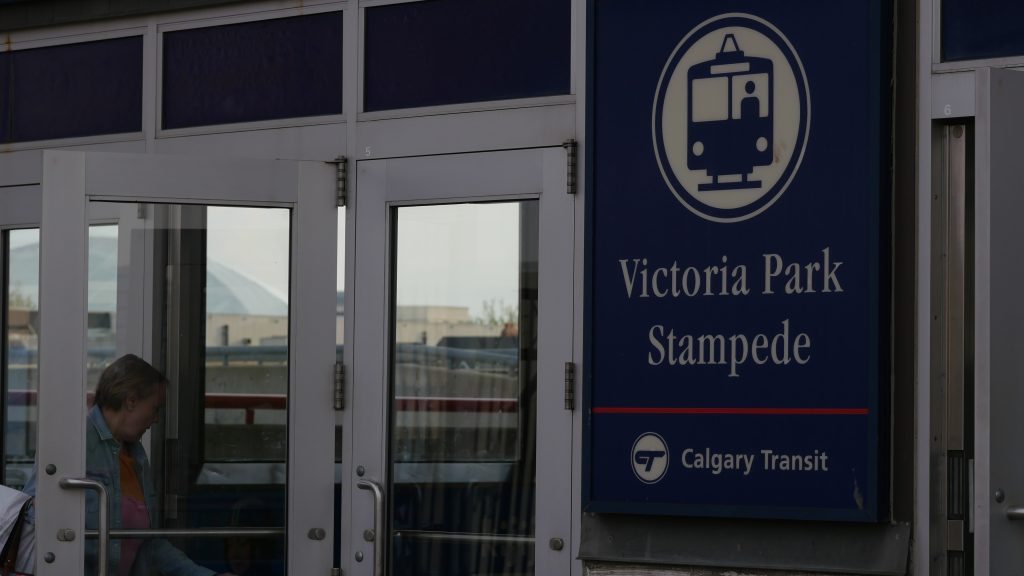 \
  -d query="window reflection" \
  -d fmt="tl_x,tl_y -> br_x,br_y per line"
5,229 -> 39,489
390,202 -> 538,576
203,207 -> 289,465
87,225 -> 118,390
198,206 -> 290,574
3,226 -> 117,489
334,208 -> 346,568
80,203 -> 291,574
